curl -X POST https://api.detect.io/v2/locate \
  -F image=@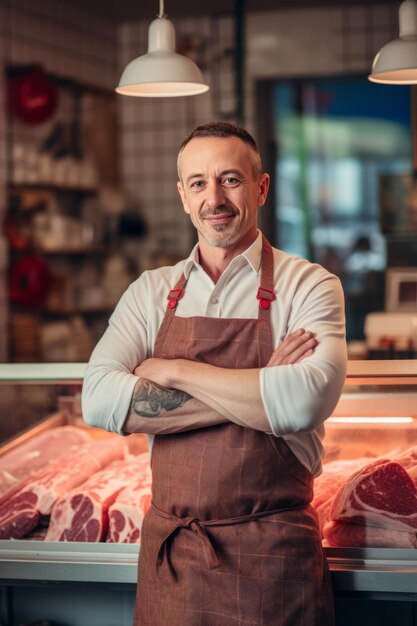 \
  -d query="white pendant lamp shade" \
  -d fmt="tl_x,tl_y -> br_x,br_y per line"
369,0 -> 417,84
116,15 -> 209,97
